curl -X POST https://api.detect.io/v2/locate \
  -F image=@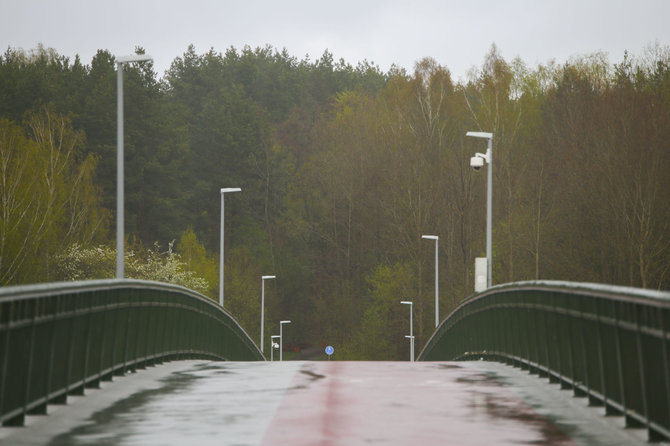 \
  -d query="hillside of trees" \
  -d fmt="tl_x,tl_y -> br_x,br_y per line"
1,43 -> 669,359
